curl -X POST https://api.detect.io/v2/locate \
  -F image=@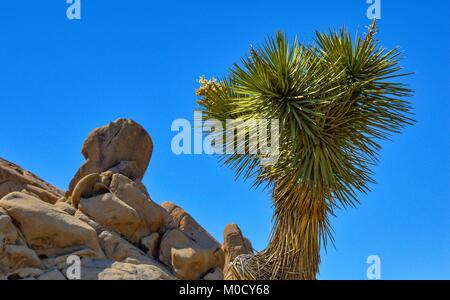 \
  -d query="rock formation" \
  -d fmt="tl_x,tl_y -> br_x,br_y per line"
0,119 -> 252,280
0,158 -> 64,204
222,224 -> 253,277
